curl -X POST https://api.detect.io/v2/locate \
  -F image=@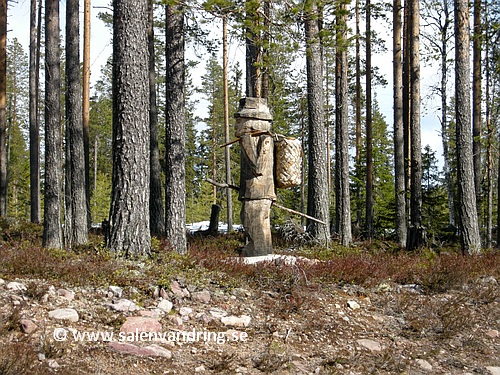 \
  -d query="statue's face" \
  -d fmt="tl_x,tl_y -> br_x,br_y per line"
235,118 -> 271,137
